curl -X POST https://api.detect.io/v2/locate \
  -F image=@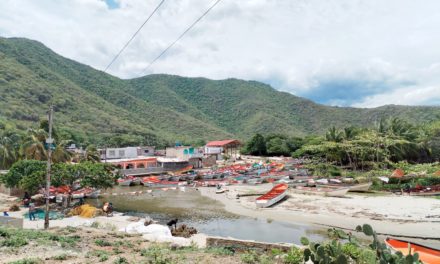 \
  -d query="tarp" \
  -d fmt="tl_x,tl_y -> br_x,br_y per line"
391,169 -> 405,178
